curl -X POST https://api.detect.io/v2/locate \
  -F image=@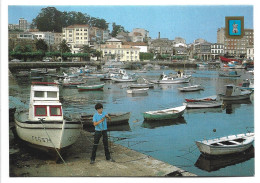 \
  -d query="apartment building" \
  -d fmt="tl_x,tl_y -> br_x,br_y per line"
100,38 -> 140,61
62,24 -> 90,53
211,43 -> 224,59
30,31 -> 55,45
217,27 -> 254,58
